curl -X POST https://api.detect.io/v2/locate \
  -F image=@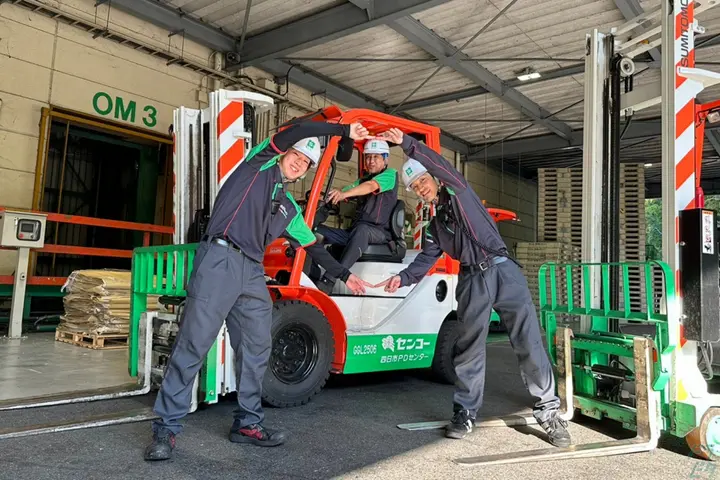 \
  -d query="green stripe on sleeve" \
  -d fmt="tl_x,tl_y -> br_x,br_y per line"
284,192 -> 316,247
373,168 -> 397,193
